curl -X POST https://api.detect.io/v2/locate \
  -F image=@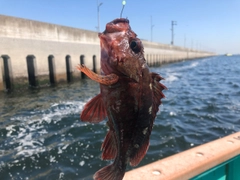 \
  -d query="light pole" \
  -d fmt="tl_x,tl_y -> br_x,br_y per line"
184,34 -> 186,48
97,0 -> 103,32
151,16 -> 154,42
171,21 -> 177,45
